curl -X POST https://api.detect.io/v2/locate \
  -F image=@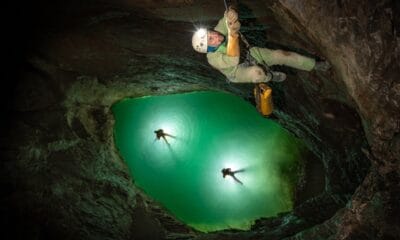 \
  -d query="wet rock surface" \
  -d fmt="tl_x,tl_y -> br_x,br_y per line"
1,0 -> 399,239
